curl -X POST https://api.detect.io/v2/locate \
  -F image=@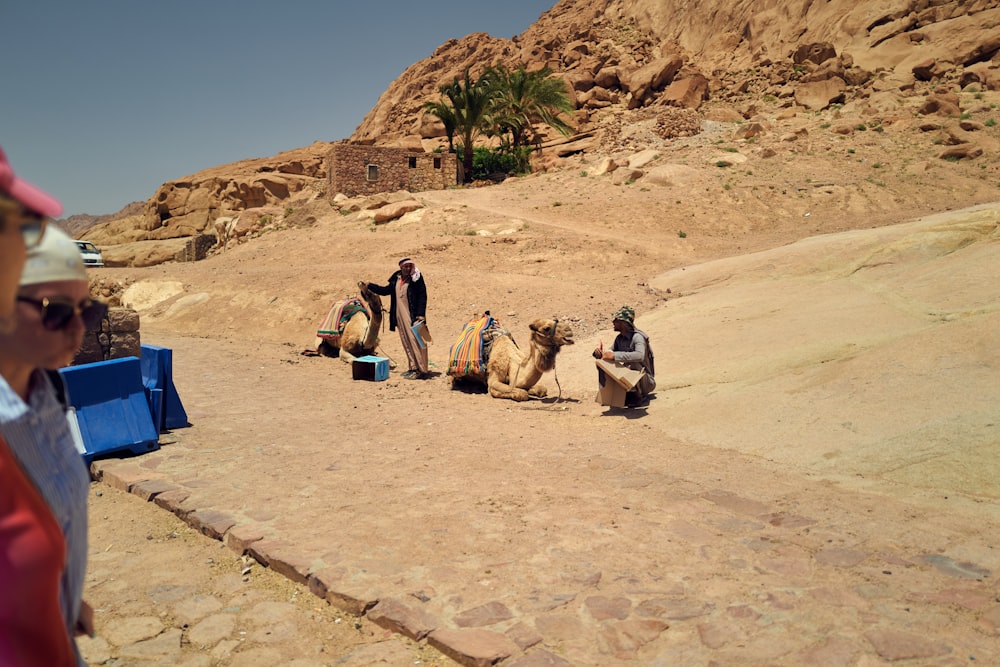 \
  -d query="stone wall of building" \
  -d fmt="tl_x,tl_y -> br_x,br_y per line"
75,308 -> 141,365
175,234 -> 216,262
328,144 -> 457,197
